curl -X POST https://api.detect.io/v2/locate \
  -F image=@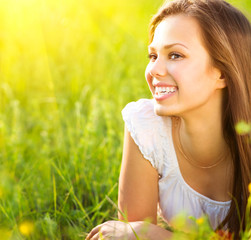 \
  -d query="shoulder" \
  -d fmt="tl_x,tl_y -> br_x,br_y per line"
122,98 -> 155,121
122,98 -> 172,137
121,99 -> 174,174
